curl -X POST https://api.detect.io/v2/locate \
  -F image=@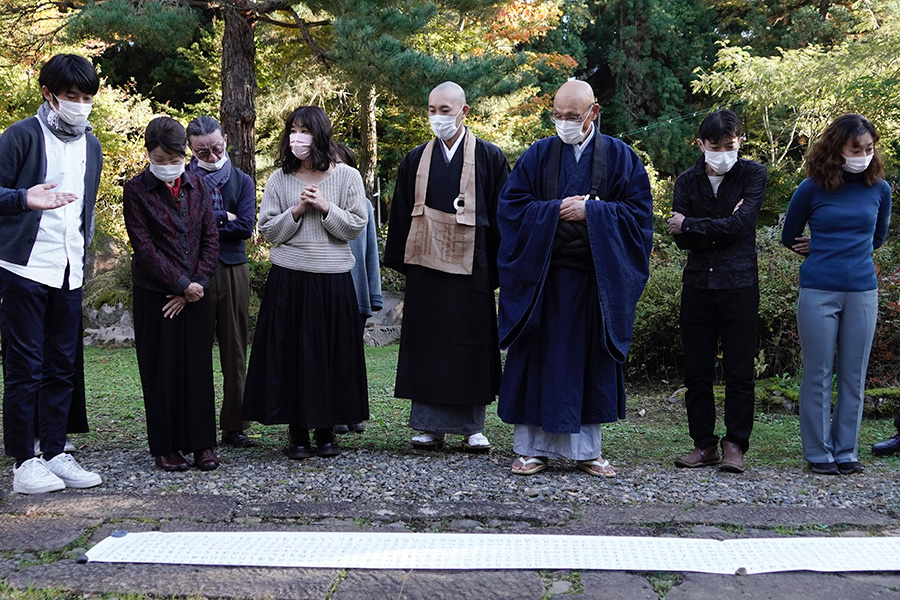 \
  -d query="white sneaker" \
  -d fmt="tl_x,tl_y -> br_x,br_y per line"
44,453 -> 102,489
12,457 -> 65,494
411,432 -> 445,448
463,432 -> 491,452
33,437 -> 77,456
